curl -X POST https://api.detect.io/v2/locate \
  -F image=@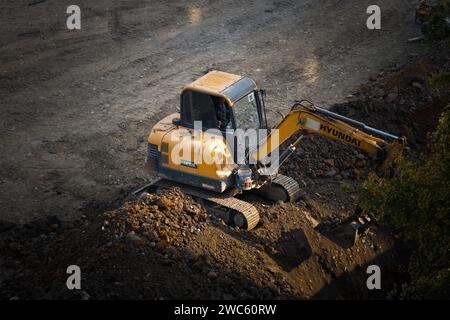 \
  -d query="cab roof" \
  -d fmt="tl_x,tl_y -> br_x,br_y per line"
182,70 -> 257,105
